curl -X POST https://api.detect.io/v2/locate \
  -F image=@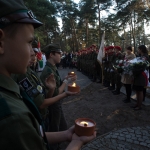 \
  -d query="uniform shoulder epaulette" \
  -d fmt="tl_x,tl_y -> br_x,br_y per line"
0,94 -> 12,120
